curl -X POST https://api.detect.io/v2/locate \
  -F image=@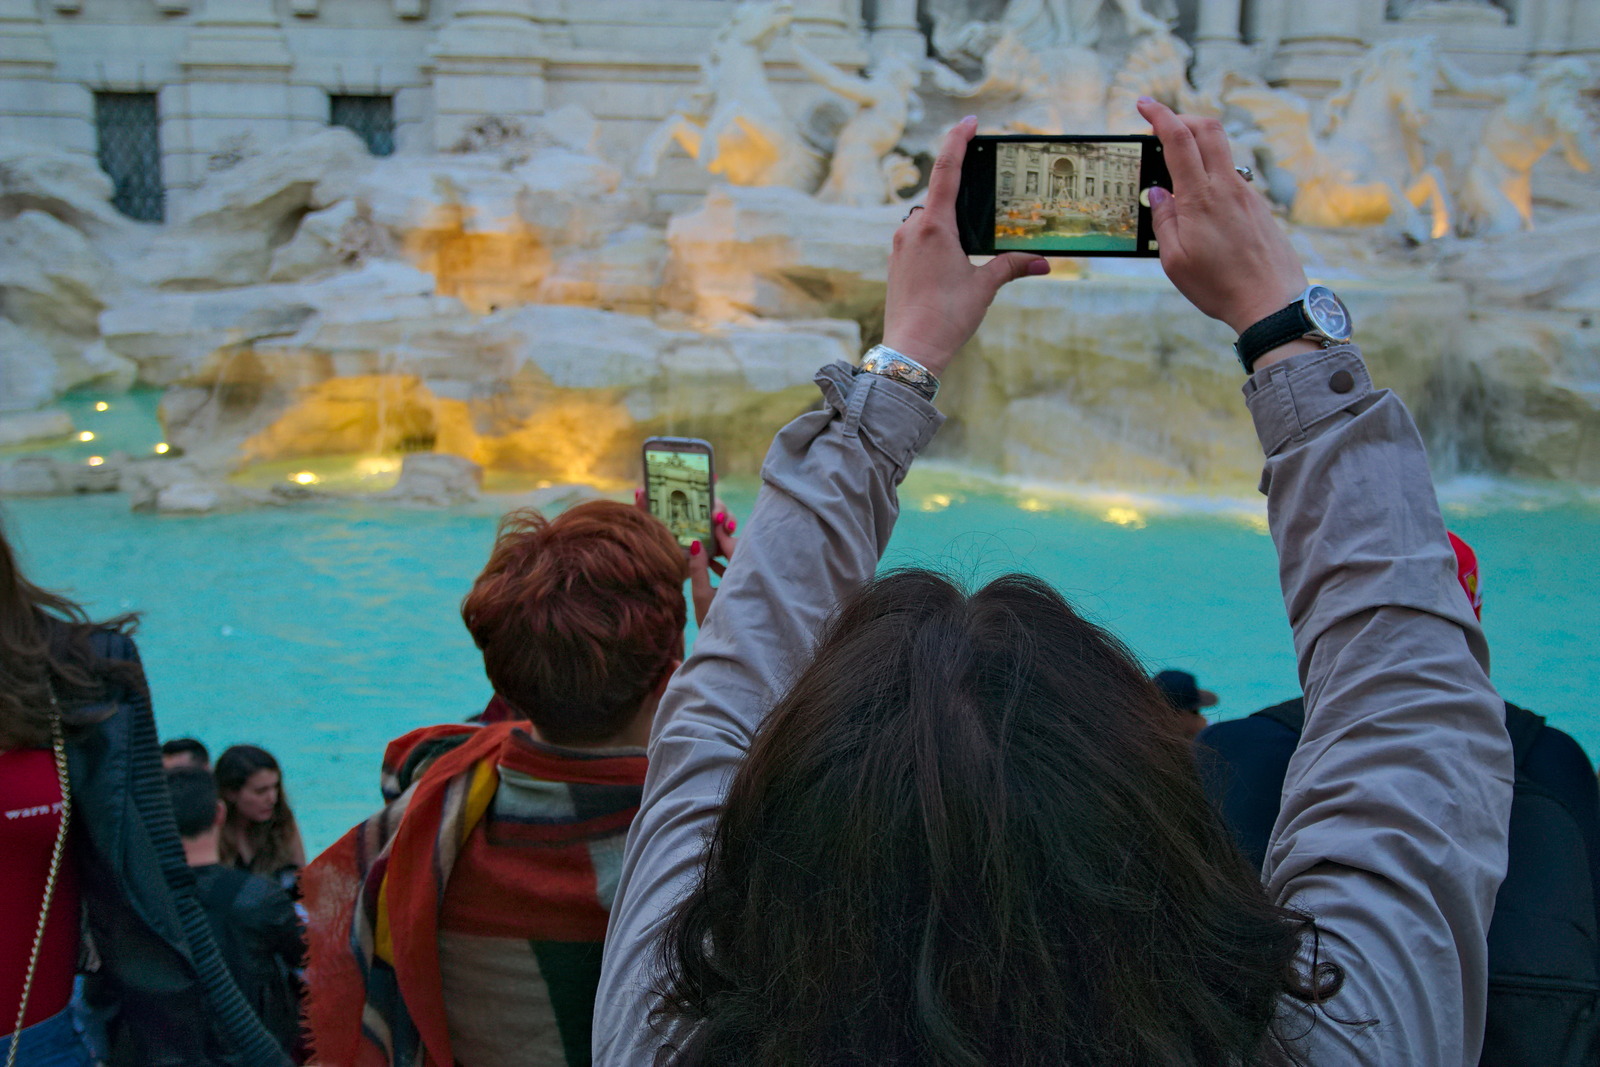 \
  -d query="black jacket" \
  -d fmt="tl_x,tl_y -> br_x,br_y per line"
68,631 -> 290,1067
